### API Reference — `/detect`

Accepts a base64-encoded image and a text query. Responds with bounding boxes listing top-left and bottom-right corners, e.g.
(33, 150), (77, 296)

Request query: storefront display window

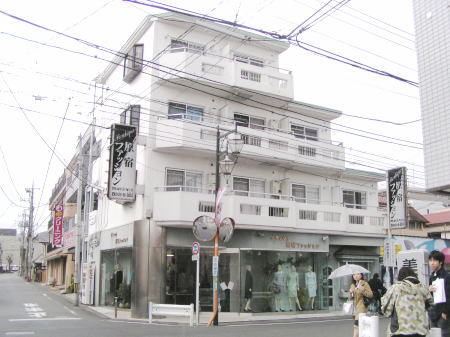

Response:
(240, 250), (329, 313)
(100, 248), (133, 307)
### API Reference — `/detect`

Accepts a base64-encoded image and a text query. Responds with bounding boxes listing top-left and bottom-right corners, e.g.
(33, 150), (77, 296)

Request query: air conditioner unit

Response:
(270, 180), (281, 195)
(396, 249), (429, 286)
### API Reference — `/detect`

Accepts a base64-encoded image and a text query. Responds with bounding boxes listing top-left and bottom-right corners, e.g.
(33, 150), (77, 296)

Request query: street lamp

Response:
(209, 126), (242, 326)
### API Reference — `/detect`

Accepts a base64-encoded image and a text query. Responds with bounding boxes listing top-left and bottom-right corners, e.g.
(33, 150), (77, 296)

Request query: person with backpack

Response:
(369, 273), (386, 313)
(381, 267), (431, 337)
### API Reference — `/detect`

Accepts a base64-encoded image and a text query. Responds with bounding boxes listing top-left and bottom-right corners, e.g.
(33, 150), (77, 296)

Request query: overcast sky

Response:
(0, 0), (423, 231)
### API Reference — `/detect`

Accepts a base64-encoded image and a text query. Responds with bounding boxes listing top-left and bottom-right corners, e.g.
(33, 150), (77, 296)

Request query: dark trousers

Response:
(431, 316), (450, 337)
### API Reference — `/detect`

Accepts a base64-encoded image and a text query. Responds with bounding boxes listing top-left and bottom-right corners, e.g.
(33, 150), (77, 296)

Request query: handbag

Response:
(343, 301), (354, 315)
(363, 295), (371, 307)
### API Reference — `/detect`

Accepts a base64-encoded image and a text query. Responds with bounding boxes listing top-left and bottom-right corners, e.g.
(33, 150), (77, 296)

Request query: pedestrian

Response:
(369, 273), (386, 313)
(381, 267), (431, 337)
(349, 272), (373, 337)
(428, 250), (450, 337)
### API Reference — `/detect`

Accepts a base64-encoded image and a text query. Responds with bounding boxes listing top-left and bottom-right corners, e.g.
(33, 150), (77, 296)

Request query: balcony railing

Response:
(153, 186), (386, 231)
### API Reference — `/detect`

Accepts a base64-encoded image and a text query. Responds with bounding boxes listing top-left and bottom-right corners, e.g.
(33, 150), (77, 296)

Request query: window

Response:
(234, 54), (264, 67)
(343, 190), (367, 209)
(409, 221), (422, 230)
(202, 63), (223, 75)
(370, 217), (385, 227)
(170, 39), (204, 54)
(233, 177), (265, 197)
(234, 113), (265, 130)
(349, 215), (364, 225)
(123, 44), (143, 83)
(241, 70), (261, 82)
(324, 212), (340, 222)
(299, 146), (316, 157)
(199, 201), (215, 213)
(299, 210), (317, 220)
(168, 102), (203, 121)
(292, 184), (320, 204)
(269, 207), (288, 217)
(120, 105), (140, 131)
(269, 139), (288, 151)
(240, 204), (261, 215)
(166, 169), (202, 192)
(291, 124), (318, 141)
(241, 134), (261, 147)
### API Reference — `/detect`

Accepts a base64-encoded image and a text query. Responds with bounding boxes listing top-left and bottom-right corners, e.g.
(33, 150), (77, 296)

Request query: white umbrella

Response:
(328, 264), (370, 280)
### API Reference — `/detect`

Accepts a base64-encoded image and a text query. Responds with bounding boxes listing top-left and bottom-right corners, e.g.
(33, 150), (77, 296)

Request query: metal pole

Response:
(114, 248), (118, 319)
(74, 135), (83, 306)
(196, 255), (200, 325)
(26, 183), (35, 281)
(209, 126), (221, 326)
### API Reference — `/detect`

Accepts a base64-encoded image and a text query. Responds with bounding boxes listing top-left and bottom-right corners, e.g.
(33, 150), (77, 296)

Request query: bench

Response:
(148, 302), (194, 326)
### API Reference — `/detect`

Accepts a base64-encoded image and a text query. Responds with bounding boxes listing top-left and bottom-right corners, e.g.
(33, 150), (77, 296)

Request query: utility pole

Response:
(25, 183), (36, 281)
(74, 135), (83, 306)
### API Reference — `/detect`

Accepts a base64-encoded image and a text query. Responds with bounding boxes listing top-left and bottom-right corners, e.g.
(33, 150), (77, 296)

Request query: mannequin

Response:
(109, 264), (123, 304)
(305, 265), (317, 310)
(244, 265), (253, 312)
(287, 264), (302, 311)
(272, 264), (285, 312)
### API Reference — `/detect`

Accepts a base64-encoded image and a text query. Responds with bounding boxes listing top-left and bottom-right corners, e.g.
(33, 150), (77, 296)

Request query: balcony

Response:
(153, 188), (385, 237)
(154, 118), (345, 171)
(157, 51), (294, 99)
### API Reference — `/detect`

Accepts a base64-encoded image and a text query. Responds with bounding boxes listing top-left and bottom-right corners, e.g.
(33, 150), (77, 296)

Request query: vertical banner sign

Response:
(387, 167), (408, 229)
(215, 187), (226, 225)
(53, 204), (64, 246)
(107, 124), (137, 202)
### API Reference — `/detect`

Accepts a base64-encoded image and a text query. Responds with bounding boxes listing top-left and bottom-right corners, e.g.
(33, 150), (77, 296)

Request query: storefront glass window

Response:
(100, 249), (133, 307)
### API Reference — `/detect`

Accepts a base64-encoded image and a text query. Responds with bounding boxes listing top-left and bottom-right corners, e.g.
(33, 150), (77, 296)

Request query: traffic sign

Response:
(192, 242), (200, 255)
(212, 256), (219, 277)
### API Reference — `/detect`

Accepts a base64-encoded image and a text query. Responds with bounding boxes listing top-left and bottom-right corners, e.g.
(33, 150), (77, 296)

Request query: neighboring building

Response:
(44, 127), (98, 290)
(412, 0), (450, 194)
(389, 206), (429, 238)
(79, 13), (387, 318)
(31, 232), (49, 282)
(408, 187), (450, 215)
(424, 210), (450, 239)
(0, 228), (21, 271)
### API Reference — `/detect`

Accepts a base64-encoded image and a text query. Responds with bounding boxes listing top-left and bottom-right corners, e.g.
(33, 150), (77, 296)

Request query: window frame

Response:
(290, 123), (319, 141)
(123, 44), (144, 81)
(291, 183), (320, 204)
(234, 53), (264, 67)
(233, 113), (265, 130)
(165, 168), (203, 192)
(343, 189), (367, 209)
(168, 102), (204, 121)
(232, 176), (265, 198)
(120, 105), (140, 131)
(170, 38), (205, 54)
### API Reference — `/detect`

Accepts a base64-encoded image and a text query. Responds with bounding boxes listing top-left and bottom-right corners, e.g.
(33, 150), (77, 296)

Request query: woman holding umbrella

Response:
(349, 273), (373, 337)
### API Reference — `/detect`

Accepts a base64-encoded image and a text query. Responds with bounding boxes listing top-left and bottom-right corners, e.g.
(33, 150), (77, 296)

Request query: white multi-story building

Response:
(412, 0), (450, 194)
(86, 13), (386, 317)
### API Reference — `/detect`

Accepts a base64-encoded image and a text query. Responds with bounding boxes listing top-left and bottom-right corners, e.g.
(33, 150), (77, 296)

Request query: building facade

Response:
(75, 13), (389, 317)
(0, 228), (21, 271)
(412, 0), (450, 194)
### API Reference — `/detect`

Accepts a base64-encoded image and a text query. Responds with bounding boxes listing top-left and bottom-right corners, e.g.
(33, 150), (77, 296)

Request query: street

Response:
(0, 273), (390, 337)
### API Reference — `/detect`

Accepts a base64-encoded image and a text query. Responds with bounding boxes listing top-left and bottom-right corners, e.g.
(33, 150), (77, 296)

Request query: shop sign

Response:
(103, 224), (133, 250)
(107, 124), (137, 202)
(37, 231), (50, 243)
(268, 234), (326, 252)
(212, 256), (218, 277)
(53, 204), (64, 246)
(63, 229), (75, 251)
(387, 167), (408, 229)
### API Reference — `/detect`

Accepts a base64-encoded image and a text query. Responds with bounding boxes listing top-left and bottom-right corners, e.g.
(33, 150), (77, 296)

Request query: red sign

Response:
(53, 204), (64, 246)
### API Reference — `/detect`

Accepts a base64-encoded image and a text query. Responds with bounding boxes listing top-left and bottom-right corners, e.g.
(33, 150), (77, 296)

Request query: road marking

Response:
(23, 304), (46, 318)
(63, 306), (77, 315)
(42, 294), (53, 301)
(224, 318), (354, 327)
(9, 317), (82, 322)
(5, 332), (35, 335)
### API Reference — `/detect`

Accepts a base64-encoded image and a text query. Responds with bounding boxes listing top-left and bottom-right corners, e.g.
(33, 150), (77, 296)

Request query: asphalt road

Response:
(0, 273), (389, 337)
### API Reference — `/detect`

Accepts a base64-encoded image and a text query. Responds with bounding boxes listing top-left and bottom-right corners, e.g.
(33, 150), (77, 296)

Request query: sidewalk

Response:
(87, 306), (351, 325)
(41, 283), (351, 325)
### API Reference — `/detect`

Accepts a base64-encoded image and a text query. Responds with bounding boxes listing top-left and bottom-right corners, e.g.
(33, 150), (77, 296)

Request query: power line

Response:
(0, 29), (421, 141)
(120, 0), (418, 86)
(0, 145), (23, 200)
